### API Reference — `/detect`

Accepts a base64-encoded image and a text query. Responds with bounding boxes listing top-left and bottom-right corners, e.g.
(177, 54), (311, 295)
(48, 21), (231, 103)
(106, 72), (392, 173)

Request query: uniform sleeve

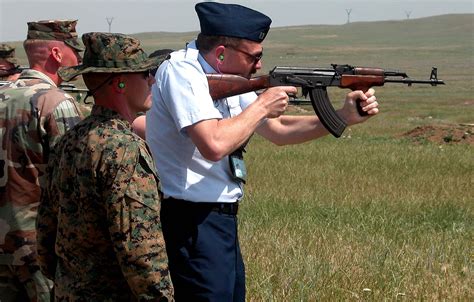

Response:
(36, 150), (59, 279)
(46, 98), (83, 149)
(159, 60), (221, 131)
(106, 141), (174, 301)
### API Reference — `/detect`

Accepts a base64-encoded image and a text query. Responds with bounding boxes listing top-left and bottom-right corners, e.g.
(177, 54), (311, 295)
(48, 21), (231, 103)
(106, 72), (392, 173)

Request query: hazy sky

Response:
(1, 0), (472, 42)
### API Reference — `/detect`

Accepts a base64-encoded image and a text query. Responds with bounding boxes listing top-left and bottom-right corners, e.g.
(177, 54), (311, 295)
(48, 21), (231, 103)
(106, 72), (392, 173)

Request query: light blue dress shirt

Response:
(147, 41), (257, 203)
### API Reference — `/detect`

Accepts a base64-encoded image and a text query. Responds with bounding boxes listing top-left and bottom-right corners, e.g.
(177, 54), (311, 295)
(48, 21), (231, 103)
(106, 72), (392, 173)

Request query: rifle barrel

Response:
(385, 78), (445, 86)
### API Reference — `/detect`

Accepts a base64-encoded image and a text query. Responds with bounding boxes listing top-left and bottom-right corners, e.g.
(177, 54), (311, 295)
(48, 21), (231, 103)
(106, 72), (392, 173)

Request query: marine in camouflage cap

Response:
(59, 32), (162, 81)
(27, 19), (83, 51)
(36, 31), (174, 301)
(0, 43), (19, 67)
(0, 43), (21, 80)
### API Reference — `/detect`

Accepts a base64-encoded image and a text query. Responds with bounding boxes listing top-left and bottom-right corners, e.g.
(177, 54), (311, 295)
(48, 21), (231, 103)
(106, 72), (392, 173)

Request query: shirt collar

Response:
(18, 69), (57, 87)
(90, 104), (131, 128)
(187, 40), (217, 74)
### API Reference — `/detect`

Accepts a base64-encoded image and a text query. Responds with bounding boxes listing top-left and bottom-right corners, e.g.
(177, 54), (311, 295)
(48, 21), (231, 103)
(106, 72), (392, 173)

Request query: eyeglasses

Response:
(226, 45), (263, 64)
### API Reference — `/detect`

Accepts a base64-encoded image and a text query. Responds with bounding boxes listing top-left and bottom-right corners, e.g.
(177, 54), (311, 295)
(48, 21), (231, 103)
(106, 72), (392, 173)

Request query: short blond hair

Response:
(23, 39), (67, 65)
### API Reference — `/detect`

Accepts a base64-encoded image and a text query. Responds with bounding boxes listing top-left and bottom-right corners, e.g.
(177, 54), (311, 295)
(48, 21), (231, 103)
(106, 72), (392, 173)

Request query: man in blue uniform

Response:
(146, 2), (379, 301)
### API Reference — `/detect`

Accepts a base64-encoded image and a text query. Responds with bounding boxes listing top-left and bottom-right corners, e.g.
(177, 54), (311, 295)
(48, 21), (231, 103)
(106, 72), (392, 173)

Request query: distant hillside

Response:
(131, 13), (472, 53)
(128, 13), (473, 75)
(7, 14), (473, 70)
(267, 13), (473, 44)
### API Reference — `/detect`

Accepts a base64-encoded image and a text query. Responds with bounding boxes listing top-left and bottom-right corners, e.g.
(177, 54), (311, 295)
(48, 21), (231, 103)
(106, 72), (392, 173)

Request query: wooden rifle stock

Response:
(207, 74), (271, 100)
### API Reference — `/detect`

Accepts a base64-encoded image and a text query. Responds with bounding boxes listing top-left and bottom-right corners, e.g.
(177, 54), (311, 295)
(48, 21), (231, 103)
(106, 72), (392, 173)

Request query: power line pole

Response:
(106, 17), (114, 33)
(405, 11), (412, 20)
(345, 9), (352, 24)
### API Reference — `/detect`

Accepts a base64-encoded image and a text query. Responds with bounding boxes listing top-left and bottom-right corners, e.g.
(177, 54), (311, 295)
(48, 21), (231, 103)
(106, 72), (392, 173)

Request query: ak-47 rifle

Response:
(58, 83), (89, 103)
(0, 81), (89, 92)
(0, 65), (27, 78)
(58, 83), (89, 94)
(1, 80), (89, 102)
(0, 70), (88, 94)
(207, 64), (445, 137)
(0, 81), (88, 92)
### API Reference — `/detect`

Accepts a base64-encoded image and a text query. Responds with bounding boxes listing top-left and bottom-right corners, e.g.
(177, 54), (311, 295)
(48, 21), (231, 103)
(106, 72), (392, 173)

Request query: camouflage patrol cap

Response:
(59, 32), (161, 82)
(0, 43), (19, 66)
(27, 20), (83, 51)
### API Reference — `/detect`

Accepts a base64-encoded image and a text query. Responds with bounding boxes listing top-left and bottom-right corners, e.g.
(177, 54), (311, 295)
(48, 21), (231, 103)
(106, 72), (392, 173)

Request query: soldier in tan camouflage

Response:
(0, 43), (22, 82)
(0, 20), (84, 301)
(36, 32), (174, 301)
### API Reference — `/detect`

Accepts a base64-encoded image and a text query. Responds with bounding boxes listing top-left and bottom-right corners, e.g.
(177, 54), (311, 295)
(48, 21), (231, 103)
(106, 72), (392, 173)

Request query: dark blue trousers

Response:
(161, 199), (245, 302)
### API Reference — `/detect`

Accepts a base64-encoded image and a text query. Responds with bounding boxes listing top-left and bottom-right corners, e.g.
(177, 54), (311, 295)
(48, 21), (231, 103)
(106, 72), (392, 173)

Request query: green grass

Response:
(242, 137), (472, 300)
(238, 14), (472, 300)
(7, 13), (473, 300)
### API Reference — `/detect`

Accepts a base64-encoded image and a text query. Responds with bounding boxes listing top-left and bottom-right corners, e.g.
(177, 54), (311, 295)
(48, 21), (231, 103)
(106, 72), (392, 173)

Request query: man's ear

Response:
(215, 45), (226, 62)
(51, 46), (62, 63)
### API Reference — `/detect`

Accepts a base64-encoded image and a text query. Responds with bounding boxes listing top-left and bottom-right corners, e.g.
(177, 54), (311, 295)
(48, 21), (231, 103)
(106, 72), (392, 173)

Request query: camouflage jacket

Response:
(0, 69), (83, 266)
(36, 105), (174, 301)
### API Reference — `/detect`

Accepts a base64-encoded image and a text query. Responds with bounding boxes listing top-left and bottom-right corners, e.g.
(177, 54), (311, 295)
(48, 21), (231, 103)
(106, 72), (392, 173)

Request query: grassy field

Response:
(238, 14), (473, 301)
(7, 13), (473, 300)
(242, 136), (472, 300)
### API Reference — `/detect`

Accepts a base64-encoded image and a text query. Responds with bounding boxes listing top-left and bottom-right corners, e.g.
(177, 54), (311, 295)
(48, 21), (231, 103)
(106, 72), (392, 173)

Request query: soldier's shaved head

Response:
(23, 39), (64, 65)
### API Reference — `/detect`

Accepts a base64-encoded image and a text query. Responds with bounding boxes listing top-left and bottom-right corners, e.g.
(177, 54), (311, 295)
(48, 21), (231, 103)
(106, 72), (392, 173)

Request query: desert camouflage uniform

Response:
(0, 69), (83, 301)
(37, 105), (173, 301)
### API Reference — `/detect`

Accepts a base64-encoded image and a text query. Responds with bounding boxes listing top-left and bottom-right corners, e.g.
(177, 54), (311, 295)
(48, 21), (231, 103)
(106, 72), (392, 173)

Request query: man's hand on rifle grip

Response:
(340, 88), (379, 125)
(258, 86), (297, 118)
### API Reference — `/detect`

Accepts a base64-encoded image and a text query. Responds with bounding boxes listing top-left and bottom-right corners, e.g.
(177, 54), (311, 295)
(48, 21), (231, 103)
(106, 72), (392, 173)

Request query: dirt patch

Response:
(401, 124), (474, 145)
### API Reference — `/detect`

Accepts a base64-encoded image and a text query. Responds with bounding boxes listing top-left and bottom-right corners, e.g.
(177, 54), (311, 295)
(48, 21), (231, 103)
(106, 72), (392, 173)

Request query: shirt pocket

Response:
(124, 150), (161, 213)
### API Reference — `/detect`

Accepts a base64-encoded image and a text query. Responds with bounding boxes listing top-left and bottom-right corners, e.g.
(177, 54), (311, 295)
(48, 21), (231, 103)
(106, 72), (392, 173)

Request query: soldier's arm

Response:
(45, 98), (83, 148)
(107, 141), (174, 301)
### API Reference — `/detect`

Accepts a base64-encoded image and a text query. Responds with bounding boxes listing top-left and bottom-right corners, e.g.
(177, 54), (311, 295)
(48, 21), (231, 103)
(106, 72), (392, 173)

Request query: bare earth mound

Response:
(401, 124), (474, 145)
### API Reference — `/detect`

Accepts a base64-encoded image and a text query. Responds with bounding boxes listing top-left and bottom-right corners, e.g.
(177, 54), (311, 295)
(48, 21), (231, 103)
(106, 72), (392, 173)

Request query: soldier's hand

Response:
(258, 86), (297, 118)
(339, 88), (379, 125)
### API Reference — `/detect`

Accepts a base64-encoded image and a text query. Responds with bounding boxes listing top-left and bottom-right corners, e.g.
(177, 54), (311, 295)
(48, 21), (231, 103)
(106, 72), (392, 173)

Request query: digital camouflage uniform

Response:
(36, 32), (174, 301)
(0, 20), (84, 302)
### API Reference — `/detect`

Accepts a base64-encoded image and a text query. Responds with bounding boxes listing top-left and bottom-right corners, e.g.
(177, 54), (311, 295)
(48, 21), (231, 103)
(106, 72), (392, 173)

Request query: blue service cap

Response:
(195, 2), (272, 42)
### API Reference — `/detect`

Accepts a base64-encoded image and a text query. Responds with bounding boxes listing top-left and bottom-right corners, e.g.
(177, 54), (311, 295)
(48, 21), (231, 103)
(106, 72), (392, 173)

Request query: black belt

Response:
(210, 202), (239, 215)
(162, 196), (239, 215)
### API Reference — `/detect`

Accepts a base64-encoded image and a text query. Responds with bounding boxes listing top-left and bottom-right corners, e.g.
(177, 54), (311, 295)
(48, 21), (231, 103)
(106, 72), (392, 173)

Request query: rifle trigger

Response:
(302, 87), (310, 97)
